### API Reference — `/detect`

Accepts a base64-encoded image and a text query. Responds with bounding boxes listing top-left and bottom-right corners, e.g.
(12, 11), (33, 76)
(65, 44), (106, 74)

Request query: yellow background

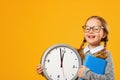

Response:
(0, 0), (120, 80)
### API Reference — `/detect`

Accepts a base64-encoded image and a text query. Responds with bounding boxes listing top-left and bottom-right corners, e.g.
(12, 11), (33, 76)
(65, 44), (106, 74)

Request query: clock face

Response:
(41, 44), (81, 80)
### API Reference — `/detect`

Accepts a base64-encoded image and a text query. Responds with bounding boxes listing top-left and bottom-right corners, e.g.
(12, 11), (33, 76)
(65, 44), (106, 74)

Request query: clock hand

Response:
(60, 48), (62, 67)
(61, 52), (64, 68)
(60, 48), (65, 68)
(60, 48), (66, 79)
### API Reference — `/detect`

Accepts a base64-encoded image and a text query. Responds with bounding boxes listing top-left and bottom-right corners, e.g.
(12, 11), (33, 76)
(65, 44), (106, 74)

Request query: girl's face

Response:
(84, 18), (106, 46)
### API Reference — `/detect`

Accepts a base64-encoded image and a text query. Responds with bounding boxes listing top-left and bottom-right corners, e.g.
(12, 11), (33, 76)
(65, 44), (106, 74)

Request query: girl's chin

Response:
(87, 39), (96, 43)
(87, 41), (97, 45)
(86, 38), (99, 45)
(89, 43), (98, 46)
(88, 41), (100, 46)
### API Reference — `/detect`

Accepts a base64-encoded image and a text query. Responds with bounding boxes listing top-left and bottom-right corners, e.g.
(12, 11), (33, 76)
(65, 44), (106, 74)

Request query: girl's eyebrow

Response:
(86, 25), (102, 27)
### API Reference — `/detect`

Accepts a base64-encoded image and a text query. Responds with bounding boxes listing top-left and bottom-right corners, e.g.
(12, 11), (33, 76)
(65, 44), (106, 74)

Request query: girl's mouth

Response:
(88, 35), (96, 39)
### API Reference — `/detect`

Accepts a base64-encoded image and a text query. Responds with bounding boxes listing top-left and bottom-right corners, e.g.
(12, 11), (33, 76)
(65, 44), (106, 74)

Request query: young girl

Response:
(37, 16), (114, 80)
(77, 16), (114, 80)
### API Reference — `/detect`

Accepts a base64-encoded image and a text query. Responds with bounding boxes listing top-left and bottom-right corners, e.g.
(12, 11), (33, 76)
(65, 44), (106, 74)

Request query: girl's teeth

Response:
(88, 36), (95, 38)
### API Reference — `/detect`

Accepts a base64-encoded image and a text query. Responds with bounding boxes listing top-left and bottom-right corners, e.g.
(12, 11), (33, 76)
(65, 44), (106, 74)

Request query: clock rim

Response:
(41, 44), (82, 80)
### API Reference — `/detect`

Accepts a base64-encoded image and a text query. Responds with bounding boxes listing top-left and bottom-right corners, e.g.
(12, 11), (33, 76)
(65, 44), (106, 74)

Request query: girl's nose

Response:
(89, 29), (94, 33)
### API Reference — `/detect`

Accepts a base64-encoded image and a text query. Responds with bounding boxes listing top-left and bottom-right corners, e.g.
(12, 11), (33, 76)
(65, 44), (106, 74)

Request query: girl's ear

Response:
(102, 32), (107, 38)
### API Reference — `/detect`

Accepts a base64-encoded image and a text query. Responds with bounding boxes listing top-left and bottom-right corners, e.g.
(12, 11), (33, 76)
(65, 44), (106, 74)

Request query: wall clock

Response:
(41, 44), (81, 80)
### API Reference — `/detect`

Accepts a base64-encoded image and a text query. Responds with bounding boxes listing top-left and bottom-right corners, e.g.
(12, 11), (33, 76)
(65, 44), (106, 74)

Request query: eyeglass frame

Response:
(82, 25), (104, 33)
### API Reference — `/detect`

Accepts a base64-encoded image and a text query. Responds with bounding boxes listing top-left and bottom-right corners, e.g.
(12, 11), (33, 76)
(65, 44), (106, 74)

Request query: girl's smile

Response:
(88, 35), (96, 39)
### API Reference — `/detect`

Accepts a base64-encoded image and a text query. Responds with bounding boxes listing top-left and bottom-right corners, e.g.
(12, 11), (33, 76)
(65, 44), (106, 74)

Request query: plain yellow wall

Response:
(0, 0), (120, 80)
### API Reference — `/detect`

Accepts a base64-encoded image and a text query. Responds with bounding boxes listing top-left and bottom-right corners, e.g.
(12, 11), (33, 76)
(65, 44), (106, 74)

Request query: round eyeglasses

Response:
(82, 25), (104, 33)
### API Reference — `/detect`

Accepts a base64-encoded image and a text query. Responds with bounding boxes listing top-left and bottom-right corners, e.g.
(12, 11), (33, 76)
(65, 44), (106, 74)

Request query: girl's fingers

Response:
(37, 68), (43, 74)
(37, 64), (41, 68)
(37, 64), (43, 69)
(37, 69), (43, 74)
(36, 64), (43, 74)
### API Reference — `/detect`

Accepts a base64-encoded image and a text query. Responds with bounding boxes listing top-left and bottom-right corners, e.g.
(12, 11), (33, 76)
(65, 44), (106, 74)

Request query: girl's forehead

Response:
(86, 18), (102, 26)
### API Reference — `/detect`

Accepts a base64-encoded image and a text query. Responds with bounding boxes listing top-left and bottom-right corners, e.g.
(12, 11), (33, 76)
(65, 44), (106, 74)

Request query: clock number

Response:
(75, 58), (77, 60)
(72, 64), (78, 69)
(49, 75), (52, 78)
(45, 59), (50, 63)
(57, 75), (60, 78)
(44, 67), (47, 70)
(73, 65), (75, 68)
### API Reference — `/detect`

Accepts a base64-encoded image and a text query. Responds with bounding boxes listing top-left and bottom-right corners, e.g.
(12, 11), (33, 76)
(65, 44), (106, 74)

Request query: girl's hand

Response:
(36, 64), (43, 74)
(77, 65), (86, 78)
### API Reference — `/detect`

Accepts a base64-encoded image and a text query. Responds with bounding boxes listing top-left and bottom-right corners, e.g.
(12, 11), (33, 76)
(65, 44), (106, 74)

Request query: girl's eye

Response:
(94, 26), (99, 30)
(86, 27), (91, 30)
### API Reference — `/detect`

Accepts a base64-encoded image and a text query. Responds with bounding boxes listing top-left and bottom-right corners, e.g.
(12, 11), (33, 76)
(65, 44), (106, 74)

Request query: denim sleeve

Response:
(80, 51), (114, 80)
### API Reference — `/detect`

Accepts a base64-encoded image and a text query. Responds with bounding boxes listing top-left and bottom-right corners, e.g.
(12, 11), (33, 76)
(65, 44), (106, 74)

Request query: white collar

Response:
(83, 45), (104, 55)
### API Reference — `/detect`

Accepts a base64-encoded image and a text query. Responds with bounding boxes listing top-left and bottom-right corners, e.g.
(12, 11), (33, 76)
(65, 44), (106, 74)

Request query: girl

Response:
(77, 16), (114, 80)
(37, 16), (114, 80)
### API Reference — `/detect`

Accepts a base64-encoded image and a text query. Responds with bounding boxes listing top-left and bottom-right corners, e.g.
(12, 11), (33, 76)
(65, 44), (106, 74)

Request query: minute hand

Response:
(60, 48), (65, 68)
